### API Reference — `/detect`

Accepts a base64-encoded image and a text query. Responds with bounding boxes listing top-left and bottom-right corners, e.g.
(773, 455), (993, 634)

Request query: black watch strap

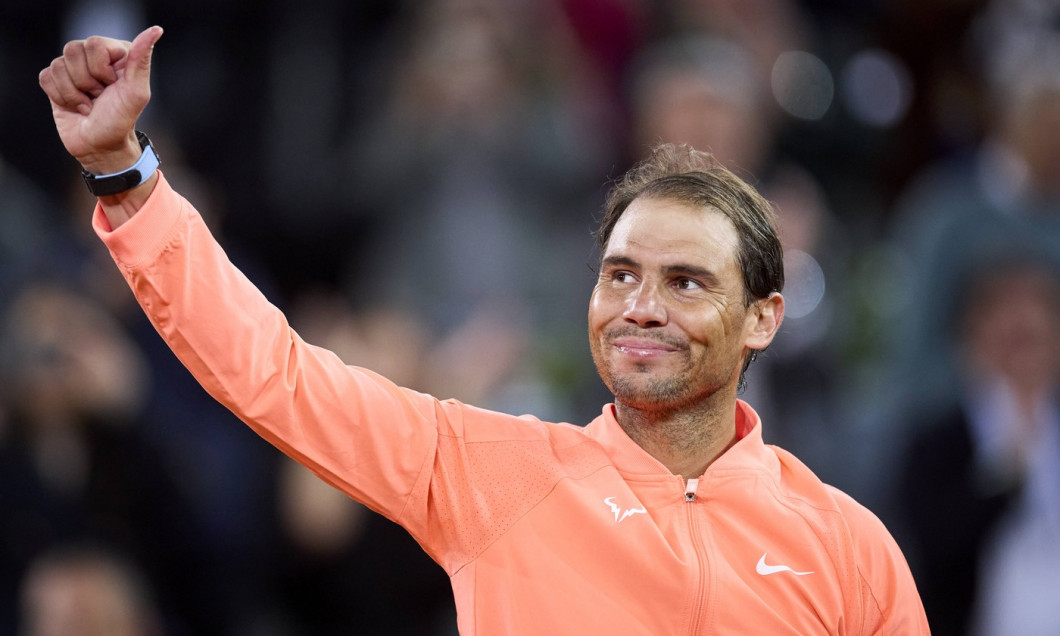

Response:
(81, 131), (161, 196)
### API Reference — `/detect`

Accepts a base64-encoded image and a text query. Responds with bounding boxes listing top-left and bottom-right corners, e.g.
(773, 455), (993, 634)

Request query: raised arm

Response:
(38, 26), (163, 226)
(36, 27), (444, 532)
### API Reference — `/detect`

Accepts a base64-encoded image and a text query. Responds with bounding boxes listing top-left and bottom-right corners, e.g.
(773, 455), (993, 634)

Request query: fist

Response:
(39, 26), (163, 174)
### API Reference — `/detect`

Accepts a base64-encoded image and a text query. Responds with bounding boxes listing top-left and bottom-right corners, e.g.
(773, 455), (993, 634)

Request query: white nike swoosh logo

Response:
(756, 553), (814, 576)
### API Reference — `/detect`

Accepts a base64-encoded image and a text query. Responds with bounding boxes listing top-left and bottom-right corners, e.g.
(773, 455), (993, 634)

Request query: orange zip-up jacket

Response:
(95, 175), (929, 635)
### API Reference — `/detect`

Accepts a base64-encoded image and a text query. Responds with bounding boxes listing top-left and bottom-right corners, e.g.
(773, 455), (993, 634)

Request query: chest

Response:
(454, 469), (856, 635)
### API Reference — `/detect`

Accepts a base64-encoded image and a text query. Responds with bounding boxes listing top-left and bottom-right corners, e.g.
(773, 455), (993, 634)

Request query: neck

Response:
(614, 391), (738, 480)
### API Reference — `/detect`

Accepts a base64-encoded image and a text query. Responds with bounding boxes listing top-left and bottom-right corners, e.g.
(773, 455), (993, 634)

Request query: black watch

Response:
(81, 131), (161, 196)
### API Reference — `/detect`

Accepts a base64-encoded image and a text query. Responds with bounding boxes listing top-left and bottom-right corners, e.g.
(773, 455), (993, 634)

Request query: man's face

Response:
(588, 196), (771, 411)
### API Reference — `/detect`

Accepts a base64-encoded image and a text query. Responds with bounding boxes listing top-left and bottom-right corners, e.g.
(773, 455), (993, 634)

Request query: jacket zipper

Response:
(685, 478), (708, 634)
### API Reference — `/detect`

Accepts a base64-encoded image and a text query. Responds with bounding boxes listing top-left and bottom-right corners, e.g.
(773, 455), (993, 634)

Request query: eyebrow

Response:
(601, 255), (721, 286)
(600, 255), (640, 271)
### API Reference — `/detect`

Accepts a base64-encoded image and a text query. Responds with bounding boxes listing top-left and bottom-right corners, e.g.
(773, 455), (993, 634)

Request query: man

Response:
(19, 545), (164, 636)
(39, 27), (928, 634)
(897, 254), (1060, 635)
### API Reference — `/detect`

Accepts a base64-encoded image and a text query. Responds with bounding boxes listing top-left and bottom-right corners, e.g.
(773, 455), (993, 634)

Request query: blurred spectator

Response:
(0, 158), (57, 318)
(340, 0), (611, 421)
(887, 0), (1060, 412)
(661, 0), (808, 82)
(0, 282), (205, 634)
(895, 254), (1060, 635)
(555, 0), (652, 137)
(19, 545), (164, 636)
(863, 0), (1060, 513)
(625, 35), (773, 172)
(266, 458), (457, 635)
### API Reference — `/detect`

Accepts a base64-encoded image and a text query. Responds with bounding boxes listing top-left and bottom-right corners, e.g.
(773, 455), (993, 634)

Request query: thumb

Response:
(124, 25), (163, 86)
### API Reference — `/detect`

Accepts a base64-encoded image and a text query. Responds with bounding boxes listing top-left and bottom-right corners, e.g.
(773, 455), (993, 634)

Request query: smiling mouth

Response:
(611, 336), (681, 358)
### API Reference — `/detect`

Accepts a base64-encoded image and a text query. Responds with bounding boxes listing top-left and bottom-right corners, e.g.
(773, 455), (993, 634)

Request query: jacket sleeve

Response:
(94, 174), (439, 527)
(830, 490), (931, 635)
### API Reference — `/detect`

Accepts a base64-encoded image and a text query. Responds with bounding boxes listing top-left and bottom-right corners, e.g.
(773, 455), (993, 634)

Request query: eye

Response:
(611, 271), (637, 284)
(674, 277), (703, 291)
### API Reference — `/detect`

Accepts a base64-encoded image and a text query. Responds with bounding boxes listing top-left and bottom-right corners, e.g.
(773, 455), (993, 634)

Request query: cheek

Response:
(588, 287), (614, 333)
(711, 299), (748, 338)
(680, 304), (743, 351)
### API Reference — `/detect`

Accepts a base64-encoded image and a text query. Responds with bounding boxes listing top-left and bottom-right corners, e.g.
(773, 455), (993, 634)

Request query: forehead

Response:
(605, 196), (740, 267)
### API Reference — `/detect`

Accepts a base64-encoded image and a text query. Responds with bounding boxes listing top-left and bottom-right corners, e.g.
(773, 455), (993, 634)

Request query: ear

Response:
(744, 292), (785, 351)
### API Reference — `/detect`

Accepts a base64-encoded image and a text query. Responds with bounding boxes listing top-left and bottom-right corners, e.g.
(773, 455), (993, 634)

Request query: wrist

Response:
(97, 169), (160, 229)
(81, 131), (161, 197)
(78, 133), (143, 175)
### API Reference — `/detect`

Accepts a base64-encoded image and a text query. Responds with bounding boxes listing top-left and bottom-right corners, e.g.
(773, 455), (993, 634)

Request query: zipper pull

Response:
(685, 478), (699, 502)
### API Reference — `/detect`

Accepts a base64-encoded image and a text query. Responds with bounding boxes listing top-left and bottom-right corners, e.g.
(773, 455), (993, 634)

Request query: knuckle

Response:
(83, 36), (108, 57)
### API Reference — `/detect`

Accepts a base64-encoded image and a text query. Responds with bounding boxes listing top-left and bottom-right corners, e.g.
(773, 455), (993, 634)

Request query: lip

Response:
(611, 336), (680, 358)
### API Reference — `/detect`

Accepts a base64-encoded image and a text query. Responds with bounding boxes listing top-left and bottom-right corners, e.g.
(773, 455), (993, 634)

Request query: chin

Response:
(609, 375), (687, 406)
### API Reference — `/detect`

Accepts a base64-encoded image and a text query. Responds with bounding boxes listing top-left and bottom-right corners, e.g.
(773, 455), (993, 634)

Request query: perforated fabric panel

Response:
(427, 432), (609, 572)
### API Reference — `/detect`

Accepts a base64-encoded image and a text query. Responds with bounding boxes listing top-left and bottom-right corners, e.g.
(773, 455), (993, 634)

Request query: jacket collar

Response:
(585, 399), (775, 479)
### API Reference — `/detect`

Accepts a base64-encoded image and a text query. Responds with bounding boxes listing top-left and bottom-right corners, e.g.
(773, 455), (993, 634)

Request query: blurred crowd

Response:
(2, 0), (1060, 634)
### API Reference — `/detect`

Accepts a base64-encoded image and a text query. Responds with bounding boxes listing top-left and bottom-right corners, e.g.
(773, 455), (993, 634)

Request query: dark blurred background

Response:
(3, 0), (1060, 634)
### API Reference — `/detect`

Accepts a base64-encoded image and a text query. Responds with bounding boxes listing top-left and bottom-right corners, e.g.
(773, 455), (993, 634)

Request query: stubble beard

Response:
(590, 327), (730, 414)
(609, 364), (689, 411)
(596, 349), (722, 416)
(592, 343), (736, 418)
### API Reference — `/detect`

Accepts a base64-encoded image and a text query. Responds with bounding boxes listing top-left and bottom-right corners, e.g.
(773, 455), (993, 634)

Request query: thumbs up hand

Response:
(39, 26), (163, 176)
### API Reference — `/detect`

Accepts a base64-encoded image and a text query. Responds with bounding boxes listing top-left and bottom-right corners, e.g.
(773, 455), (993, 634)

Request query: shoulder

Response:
(824, 484), (902, 553)
(772, 446), (909, 565)
(434, 399), (591, 445)
(767, 447), (911, 578)
(431, 400), (608, 478)
(769, 447), (928, 631)
(827, 485), (929, 632)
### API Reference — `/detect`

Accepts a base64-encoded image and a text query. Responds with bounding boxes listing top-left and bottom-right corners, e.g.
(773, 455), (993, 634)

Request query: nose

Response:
(623, 281), (667, 327)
